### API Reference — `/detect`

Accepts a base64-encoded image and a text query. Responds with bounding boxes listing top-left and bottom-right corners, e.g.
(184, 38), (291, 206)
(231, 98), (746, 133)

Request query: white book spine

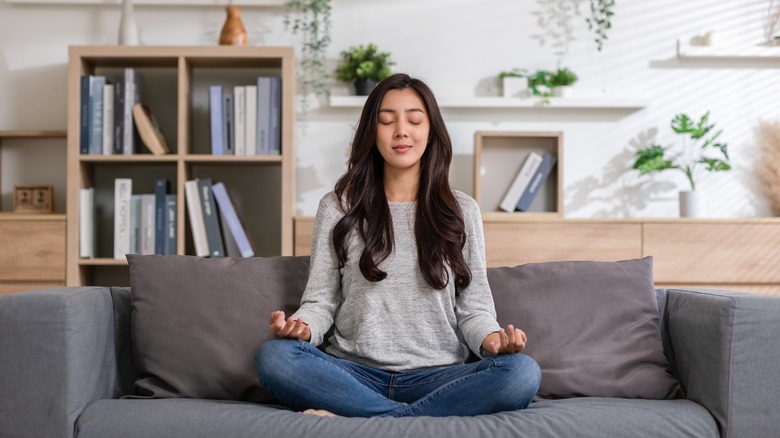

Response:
(245, 85), (257, 156)
(79, 188), (94, 258)
(113, 178), (132, 259)
(499, 152), (544, 212)
(234, 85), (246, 156)
(123, 69), (134, 154)
(141, 194), (156, 255)
(102, 83), (114, 155)
(184, 179), (210, 257)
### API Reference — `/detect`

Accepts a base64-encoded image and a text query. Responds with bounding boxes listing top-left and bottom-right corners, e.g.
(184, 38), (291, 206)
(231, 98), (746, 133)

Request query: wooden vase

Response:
(219, 6), (248, 46)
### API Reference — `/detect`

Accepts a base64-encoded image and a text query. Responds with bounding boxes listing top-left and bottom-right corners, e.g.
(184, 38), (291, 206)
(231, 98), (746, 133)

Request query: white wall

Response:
(1, 0), (778, 217)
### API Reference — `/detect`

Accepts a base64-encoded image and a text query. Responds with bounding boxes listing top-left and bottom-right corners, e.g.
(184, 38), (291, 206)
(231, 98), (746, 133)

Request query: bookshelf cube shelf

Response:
(67, 46), (295, 287)
(473, 131), (563, 218)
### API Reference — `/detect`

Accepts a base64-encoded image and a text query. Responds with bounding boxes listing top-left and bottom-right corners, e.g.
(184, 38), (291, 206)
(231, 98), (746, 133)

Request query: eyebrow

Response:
(378, 108), (426, 114)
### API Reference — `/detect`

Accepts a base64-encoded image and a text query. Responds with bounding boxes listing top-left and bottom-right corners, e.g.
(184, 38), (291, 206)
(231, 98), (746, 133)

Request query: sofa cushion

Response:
(487, 257), (683, 400)
(127, 254), (309, 402)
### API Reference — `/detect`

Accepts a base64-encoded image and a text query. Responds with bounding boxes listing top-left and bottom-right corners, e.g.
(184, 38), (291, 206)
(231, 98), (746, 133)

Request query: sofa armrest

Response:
(666, 288), (780, 438)
(0, 287), (116, 438)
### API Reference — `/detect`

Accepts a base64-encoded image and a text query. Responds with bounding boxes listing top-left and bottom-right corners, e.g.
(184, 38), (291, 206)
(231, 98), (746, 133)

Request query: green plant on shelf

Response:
(283, 0), (332, 112)
(334, 43), (395, 95)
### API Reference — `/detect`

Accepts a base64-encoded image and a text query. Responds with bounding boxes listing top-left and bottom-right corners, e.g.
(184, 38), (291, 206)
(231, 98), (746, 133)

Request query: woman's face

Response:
(375, 88), (430, 176)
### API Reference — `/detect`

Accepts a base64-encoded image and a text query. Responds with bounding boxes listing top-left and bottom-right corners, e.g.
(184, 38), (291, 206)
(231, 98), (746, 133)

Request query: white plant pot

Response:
(118, 0), (139, 46)
(553, 86), (573, 97)
(679, 190), (706, 217)
(502, 77), (528, 98)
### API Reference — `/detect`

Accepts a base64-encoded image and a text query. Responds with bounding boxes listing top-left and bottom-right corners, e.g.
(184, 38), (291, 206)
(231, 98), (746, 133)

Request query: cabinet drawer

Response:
(644, 223), (780, 283)
(483, 222), (642, 267)
(0, 221), (65, 281)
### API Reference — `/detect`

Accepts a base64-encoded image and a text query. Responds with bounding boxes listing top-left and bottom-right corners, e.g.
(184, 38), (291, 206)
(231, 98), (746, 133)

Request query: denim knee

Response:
(255, 338), (300, 380)
(496, 353), (542, 407)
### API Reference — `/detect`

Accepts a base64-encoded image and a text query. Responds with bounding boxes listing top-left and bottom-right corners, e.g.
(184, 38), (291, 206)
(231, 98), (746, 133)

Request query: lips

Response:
(393, 144), (412, 152)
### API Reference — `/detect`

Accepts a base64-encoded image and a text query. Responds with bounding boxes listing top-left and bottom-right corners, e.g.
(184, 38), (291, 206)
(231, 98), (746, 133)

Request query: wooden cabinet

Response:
(0, 131), (67, 294)
(66, 46), (295, 286)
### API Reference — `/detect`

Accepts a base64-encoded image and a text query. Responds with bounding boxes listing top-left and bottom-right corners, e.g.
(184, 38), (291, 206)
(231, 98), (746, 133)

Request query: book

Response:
(233, 85), (246, 156)
(79, 187), (95, 259)
(102, 83), (114, 155)
(164, 194), (177, 255)
(516, 153), (557, 212)
(223, 92), (234, 155)
(197, 178), (225, 258)
(219, 207), (241, 257)
(122, 68), (142, 155)
(269, 77), (281, 155)
(130, 194), (142, 254)
(113, 78), (125, 154)
(79, 75), (91, 154)
(211, 182), (255, 258)
(132, 103), (170, 155)
(256, 77), (271, 155)
(245, 84), (257, 156)
(89, 76), (106, 155)
(114, 178), (133, 259)
(498, 152), (544, 212)
(154, 178), (169, 255)
(141, 194), (156, 255)
(209, 85), (224, 155)
(184, 179), (209, 257)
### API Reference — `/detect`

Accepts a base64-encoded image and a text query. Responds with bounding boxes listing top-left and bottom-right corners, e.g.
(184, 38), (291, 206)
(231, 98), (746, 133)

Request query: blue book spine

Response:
(515, 153), (557, 212)
(209, 86), (224, 155)
(197, 178), (225, 257)
(164, 194), (177, 255)
(223, 93), (234, 155)
(269, 77), (281, 155)
(154, 178), (169, 255)
(256, 77), (271, 155)
(211, 182), (254, 258)
(80, 75), (91, 154)
(89, 76), (106, 155)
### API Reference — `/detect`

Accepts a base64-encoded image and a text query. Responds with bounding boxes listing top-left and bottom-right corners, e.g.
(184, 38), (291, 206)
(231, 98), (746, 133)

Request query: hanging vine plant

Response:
(284, 0), (332, 113)
(585, 0), (615, 51)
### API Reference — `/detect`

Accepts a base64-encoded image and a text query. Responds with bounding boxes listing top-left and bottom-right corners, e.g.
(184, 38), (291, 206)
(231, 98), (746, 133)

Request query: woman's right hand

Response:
(269, 310), (311, 342)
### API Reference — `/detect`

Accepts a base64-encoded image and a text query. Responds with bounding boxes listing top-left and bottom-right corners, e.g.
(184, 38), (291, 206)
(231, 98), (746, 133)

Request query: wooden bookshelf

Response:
(66, 46), (295, 286)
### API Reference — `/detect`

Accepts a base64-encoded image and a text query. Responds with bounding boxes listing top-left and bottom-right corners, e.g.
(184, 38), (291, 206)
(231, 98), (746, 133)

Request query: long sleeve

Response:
(454, 194), (502, 357)
(291, 194), (343, 346)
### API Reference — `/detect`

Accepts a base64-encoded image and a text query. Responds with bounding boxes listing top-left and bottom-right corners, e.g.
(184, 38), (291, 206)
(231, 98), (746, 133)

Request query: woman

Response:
(255, 73), (541, 417)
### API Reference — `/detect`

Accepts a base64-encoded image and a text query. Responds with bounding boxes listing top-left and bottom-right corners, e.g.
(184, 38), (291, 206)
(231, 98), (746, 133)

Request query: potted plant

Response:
(632, 112), (731, 217)
(498, 68), (530, 98)
(334, 43), (395, 95)
(549, 67), (578, 97)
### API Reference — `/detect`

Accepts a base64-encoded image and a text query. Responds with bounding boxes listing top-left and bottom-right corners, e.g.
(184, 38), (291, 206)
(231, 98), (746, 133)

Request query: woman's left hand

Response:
(481, 325), (527, 355)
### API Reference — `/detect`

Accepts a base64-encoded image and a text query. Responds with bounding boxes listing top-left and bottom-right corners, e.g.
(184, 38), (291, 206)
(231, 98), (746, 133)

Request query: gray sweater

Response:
(292, 190), (501, 371)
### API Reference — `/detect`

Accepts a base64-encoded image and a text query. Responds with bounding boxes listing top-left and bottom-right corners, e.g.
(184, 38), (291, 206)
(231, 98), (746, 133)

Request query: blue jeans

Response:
(254, 339), (541, 417)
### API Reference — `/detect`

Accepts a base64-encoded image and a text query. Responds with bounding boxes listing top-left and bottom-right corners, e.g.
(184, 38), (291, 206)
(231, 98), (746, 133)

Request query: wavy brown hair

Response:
(332, 73), (471, 290)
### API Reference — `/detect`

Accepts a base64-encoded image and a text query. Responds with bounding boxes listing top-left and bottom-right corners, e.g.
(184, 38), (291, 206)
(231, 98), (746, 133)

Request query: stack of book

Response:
(499, 152), (557, 212)
(184, 178), (255, 258)
(209, 76), (281, 156)
(79, 68), (170, 156)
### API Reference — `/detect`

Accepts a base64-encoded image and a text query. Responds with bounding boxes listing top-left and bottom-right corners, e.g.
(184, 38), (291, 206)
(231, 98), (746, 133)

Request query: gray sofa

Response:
(2, 256), (780, 438)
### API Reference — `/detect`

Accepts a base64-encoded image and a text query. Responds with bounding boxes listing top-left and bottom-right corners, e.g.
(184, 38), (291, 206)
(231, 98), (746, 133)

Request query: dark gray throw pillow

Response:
(127, 254), (309, 402)
(487, 256), (683, 400)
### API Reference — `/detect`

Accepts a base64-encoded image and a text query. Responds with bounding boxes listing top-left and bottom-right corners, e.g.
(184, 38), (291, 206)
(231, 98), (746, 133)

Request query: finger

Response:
(269, 310), (284, 326)
(506, 324), (516, 346)
(514, 328), (524, 351)
(489, 341), (499, 355)
(500, 328), (509, 350)
(279, 317), (297, 337)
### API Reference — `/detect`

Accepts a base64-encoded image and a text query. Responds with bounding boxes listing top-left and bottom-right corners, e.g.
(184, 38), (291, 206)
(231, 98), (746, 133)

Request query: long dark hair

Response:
(332, 73), (471, 290)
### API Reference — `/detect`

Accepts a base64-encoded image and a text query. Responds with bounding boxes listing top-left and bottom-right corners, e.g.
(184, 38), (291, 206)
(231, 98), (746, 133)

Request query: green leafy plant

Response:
(586, 0), (615, 51)
(334, 43), (395, 84)
(498, 68), (529, 80)
(549, 67), (578, 87)
(284, 0), (332, 103)
(632, 112), (731, 191)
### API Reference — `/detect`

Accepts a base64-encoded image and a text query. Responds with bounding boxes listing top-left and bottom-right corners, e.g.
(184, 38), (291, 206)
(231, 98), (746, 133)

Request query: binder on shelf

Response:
(197, 178), (225, 258)
(114, 178), (133, 260)
(211, 182), (255, 258)
(154, 178), (169, 255)
(184, 179), (209, 257)
(79, 187), (95, 259)
(499, 151), (544, 212)
(209, 85), (224, 155)
(133, 103), (170, 156)
(515, 153), (557, 212)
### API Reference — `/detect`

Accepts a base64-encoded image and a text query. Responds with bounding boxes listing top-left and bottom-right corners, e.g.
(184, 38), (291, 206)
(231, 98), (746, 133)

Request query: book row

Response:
(78, 178), (255, 260)
(499, 152), (557, 212)
(209, 77), (281, 156)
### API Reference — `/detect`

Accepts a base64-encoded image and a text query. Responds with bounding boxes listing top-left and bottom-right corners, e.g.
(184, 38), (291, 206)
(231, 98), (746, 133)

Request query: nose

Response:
(394, 120), (409, 138)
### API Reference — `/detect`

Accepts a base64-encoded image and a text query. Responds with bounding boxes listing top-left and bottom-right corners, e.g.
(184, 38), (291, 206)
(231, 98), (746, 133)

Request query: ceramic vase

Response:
(679, 190), (706, 217)
(553, 86), (574, 98)
(118, 0), (139, 46)
(219, 6), (248, 46)
(502, 77), (528, 98)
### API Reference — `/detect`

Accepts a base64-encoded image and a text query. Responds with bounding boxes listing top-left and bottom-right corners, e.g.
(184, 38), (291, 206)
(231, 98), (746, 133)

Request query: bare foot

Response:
(302, 409), (338, 417)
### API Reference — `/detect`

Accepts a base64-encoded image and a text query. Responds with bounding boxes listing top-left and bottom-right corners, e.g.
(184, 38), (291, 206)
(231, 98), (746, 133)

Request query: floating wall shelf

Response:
(329, 96), (650, 110)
